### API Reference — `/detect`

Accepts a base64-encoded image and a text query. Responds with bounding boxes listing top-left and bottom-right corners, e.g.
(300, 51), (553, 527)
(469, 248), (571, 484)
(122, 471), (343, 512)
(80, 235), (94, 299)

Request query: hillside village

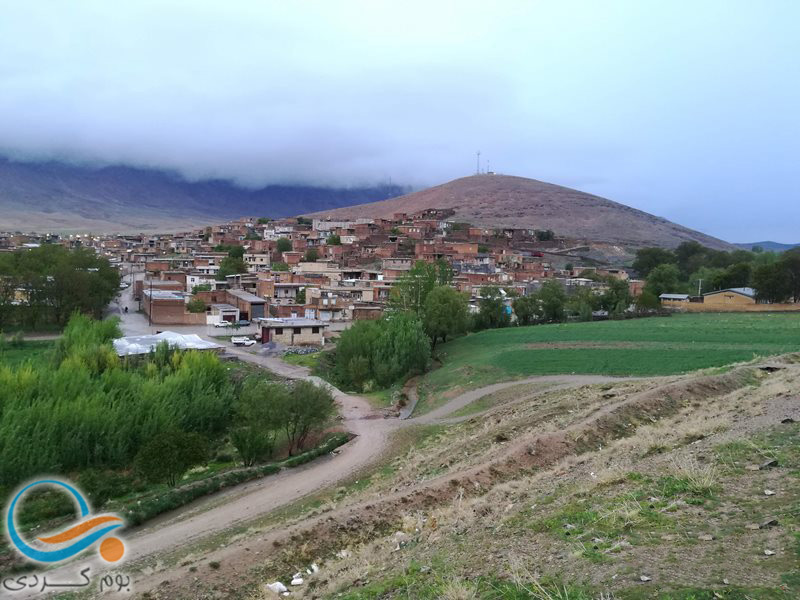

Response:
(0, 210), (644, 335)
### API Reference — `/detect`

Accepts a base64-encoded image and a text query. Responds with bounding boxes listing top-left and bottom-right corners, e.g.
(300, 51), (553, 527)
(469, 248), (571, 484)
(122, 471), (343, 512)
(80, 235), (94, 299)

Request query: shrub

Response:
(134, 431), (208, 487)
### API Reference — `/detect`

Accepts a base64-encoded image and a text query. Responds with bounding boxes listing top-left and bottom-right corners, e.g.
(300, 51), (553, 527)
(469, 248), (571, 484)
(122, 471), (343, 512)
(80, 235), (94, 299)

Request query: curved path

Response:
(27, 303), (630, 596)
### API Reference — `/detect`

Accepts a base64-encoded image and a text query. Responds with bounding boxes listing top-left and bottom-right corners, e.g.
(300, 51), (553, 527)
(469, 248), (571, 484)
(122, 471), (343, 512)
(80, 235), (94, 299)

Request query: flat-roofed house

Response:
(257, 318), (328, 346)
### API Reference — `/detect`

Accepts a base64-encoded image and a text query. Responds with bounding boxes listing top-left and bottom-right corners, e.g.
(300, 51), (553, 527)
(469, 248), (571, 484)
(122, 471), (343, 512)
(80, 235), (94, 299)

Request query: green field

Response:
(0, 340), (54, 368)
(421, 313), (800, 399)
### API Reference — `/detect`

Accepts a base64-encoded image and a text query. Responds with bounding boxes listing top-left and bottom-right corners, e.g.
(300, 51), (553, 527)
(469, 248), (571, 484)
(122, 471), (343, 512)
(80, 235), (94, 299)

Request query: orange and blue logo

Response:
(5, 479), (126, 564)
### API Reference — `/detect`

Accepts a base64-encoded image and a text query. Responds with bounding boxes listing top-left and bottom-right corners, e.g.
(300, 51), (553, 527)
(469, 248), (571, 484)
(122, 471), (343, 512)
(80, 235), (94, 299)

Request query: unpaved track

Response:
(24, 340), (628, 597)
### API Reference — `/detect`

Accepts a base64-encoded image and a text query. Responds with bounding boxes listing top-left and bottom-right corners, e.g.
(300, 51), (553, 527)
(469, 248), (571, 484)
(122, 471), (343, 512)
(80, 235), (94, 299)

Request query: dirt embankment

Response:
(141, 358), (798, 599)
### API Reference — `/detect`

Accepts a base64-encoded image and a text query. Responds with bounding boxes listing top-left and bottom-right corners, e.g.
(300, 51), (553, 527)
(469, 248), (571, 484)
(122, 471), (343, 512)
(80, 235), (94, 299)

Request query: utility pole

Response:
(476, 151), (481, 175)
(148, 278), (153, 327)
(697, 279), (703, 296)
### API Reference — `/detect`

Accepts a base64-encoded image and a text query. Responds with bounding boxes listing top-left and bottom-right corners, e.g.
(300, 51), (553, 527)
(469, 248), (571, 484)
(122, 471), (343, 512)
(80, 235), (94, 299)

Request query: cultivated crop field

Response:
(422, 313), (800, 400)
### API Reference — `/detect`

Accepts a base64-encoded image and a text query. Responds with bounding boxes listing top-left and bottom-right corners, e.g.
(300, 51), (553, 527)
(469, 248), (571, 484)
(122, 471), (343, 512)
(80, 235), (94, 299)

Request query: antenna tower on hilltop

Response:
(475, 150), (481, 175)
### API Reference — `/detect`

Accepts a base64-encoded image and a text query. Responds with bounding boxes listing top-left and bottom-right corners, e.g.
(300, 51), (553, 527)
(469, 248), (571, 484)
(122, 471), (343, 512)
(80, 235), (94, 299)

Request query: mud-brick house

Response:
(257, 318), (328, 346)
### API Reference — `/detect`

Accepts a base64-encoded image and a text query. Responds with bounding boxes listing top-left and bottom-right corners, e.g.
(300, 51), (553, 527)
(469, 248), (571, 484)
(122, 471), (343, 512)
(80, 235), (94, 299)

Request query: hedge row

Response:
(124, 432), (351, 526)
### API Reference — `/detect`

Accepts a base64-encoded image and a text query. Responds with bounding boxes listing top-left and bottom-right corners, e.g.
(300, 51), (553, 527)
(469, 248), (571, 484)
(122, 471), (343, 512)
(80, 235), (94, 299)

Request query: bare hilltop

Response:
(308, 174), (735, 250)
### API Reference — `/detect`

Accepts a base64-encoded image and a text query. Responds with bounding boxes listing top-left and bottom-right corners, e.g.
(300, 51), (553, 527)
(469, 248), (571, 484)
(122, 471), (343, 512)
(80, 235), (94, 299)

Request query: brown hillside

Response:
(306, 174), (734, 250)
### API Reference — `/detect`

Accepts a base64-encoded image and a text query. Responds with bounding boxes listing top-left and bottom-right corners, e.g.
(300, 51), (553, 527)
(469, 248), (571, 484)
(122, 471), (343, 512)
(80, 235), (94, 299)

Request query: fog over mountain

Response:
(1, 1), (799, 240)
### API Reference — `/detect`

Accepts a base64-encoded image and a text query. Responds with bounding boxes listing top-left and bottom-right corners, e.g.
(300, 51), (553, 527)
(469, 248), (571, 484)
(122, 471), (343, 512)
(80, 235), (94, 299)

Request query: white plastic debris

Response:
(267, 581), (288, 594)
(306, 563), (320, 575)
(764, 489), (776, 496)
(764, 549), (776, 556)
(291, 577), (304, 586)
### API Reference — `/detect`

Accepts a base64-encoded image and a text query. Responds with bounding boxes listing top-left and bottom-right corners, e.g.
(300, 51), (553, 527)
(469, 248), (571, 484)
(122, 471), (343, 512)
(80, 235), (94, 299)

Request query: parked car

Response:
(237, 319), (251, 327)
(231, 336), (256, 347)
(214, 321), (232, 328)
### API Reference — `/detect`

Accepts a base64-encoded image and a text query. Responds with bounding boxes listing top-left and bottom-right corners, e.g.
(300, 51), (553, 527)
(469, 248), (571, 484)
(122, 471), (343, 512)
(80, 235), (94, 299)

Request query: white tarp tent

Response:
(113, 331), (223, 356)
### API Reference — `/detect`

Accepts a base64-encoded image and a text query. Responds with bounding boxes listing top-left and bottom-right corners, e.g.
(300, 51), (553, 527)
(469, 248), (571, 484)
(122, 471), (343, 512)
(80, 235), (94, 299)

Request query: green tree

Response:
(780, 248), (800, 302)
(474, 286), (510, 330)
(644, 264), (682, 298)
(423, 286), (468, 349)
(537, 280), (567, 322)
(635, 290), (660, 312)
(276, 238), (292, 253)
(186, 296), (206, 313)
(304, 248), (319, 262)
(512, 294), (539, 326)
(295, 288), (306, 304)
(599, 277), (631, 311)
(257, 217), (271, 224)
(216, 256), (248, 280)
(277, 380), (335, 455)
(271, 262), (289, 272)
(230, 380), (284, 465)
(713, 262), (752, 290)
(327, 234), (341, 245)
(752, 263), (792, 303)
(191, 283), (212, 294)
(372, 313), (431, 387)
(227, 245), (245, 259)
(389, 261), (439, 314)
(134, 431), (208, 487)
(632, 247), (677, 278)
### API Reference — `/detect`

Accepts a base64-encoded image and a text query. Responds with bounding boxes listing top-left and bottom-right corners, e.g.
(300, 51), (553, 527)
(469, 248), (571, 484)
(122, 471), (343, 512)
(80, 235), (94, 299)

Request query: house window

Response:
(312, 327), (319, 334)
(275, 328), (283, 335)
(293, 327), (301, 334)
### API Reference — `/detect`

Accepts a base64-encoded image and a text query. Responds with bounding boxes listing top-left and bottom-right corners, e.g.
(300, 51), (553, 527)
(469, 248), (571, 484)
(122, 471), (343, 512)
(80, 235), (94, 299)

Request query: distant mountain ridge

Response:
(735, 241), (800, 252)
(0, 157), (407, 233)
(307, 174), (736, 251)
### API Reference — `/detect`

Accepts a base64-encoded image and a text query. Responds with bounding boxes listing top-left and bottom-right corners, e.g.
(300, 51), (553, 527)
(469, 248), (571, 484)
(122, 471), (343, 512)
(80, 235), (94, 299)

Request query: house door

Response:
(261, 326), (270, 343)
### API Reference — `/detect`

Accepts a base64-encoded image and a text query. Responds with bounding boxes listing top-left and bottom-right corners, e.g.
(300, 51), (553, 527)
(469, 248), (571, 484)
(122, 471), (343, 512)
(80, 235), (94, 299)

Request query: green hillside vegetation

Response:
(420, 313), (800, 403)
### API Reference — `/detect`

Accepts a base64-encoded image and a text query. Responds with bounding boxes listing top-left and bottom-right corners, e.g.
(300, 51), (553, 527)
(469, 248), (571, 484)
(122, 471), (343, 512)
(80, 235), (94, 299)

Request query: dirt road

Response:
(22, 300), (629, 596)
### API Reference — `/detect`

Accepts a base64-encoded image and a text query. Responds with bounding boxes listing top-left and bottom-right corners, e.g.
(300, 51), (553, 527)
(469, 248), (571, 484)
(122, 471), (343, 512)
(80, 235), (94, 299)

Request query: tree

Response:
(643, 264), (682, 298)
(752, 263), (792, 303)
(713, 262), (752, 290)
(257, 217), (271, 224)
(537, 280), (567, 322)
(216, 256), (248, 280)
(536, 229), (555, 241)
(276, 380), (335, 455)
(780, 248), (800, 303)
(635, 290), (660, 312)
(327, 234), (341, 245)
(276, 238), (292, 253)
(674, 241), (709, 277)
(186, 296), (206, 313)
(304, 248), (319, 262)
(134, 431), (208, 487)
(599, 277), (631, 312)
(478, 244), (489, 254)
(389, 261), (439, 314)
(295, 288), (306, 304)
(227, 245), (245, 259)
(423, 286), (468, 349)
(474, 286), (510, 330)
(632, 247), (677, 278)
(512, 294), (539, 326)
(191, 283), (212, 294)
(372, 313), (431, 387)
(230, 380), (284, 465)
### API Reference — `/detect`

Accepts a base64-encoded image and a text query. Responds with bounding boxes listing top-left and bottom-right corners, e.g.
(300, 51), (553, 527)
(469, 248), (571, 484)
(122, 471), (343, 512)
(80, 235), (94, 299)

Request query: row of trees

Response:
(0, 245), (120, 328)
(635, 241), (800, 303)
(0, 314), (337, 489)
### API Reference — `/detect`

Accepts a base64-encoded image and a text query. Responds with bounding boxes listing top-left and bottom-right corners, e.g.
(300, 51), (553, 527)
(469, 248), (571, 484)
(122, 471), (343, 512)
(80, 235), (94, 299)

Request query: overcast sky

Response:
(1, 1), (798, 242)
